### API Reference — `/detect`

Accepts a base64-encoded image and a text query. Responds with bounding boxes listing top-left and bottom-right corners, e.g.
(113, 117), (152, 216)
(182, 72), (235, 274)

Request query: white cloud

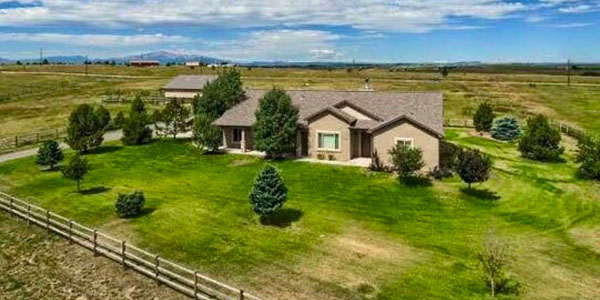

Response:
(547, 22), (595, 27)
(0, 0), (530, 32)
(0, 32), (190, 47)
(205, 29), (344, 61)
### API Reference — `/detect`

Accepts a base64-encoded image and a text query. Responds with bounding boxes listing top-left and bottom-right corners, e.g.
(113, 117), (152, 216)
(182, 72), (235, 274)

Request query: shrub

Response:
(249, 165), (288, 218)
(113, 111), (126, 128)
(491, 116), (520, 141)
(457, 149), (491, 189)
(193, 113), (222, 153)
(115, 191), (145, 218)
(432, 141), (463, 179)
(518, 115), (564, 161)
(389, 144), (425, 181)
(253, 88), (299, 159)
(473, 102), (494, 132)
(66, 104), (111, 153)
(369, 150), (392, 172)
(576, 135), (600, 180)
(36, 140), (64, 170)
(61, 154), (89, 192)
(317, 154), (325, 160)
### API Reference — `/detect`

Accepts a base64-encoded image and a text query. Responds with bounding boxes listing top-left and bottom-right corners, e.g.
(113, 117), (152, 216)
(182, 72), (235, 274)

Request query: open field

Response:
(2, 65), (600, 140)
(0, 130), (598, 299)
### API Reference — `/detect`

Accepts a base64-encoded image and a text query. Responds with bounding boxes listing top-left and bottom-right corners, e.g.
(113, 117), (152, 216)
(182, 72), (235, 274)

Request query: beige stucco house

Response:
(162, 75), (216, 100)
(213, 90), (444, 170)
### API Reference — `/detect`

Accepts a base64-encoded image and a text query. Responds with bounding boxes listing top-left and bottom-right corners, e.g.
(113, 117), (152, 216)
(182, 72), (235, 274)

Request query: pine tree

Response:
(121, 98), (153, 145)
(518, 115), (564, 161)
(61, 154), (89, 192)
(457, 149), (491, 189)
(474, 102), (494, 132)
(576, 135), (600, 180)
(253, 88), (299, 159)
(193, 68), (245, 117)
(249, 165), (288, 218)
(491, 116), (521, 141)
(66, 104), (111, 153)
(193, 112), (222, 153)
(155, 100), (191, 138)
(36, 140), (64, 170)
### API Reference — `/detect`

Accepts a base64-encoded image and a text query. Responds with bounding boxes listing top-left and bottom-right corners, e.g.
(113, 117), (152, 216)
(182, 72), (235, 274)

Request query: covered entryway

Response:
(351, 130), (372, 158)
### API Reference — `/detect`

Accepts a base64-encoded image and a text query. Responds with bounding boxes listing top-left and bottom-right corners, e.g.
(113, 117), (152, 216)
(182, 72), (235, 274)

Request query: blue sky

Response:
(0, 0), (599, 62)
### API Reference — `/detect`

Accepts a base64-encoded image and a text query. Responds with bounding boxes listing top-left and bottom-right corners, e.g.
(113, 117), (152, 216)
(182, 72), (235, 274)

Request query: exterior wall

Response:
(372, 121), (440, 171)
(307, 113), (351, 161)
(222, 127), (253, 150)
(164, 90), (201, 99)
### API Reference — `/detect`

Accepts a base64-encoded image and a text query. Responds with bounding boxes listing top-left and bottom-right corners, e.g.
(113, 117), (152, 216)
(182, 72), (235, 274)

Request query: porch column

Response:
(241, 129), (246, 152)
(296, 130), (302, 157)
(222, 128), (228, 148)
(357, 131), (362, 157)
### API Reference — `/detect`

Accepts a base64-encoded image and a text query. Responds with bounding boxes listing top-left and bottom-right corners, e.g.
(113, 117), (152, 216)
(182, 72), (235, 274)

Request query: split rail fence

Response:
(0, 128), (66, 152)
(0, 192), (262, 300)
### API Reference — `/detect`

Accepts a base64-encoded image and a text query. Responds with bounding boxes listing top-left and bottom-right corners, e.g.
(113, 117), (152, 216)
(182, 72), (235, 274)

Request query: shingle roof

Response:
(162, 75), (217, 90)
(213, 89), (444, 136)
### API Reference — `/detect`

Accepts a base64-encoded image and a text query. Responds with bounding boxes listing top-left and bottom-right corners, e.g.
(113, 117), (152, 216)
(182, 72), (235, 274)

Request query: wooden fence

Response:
(100, 94), (169, 105)
(0, 128), (66, 152)
(444, 118), (587, 140)
(0, 192), (263, 300)
(444, 119), (475, 128)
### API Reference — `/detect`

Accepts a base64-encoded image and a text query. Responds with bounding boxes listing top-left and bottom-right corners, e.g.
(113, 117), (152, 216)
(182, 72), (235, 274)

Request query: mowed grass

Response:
(0, 130), (599, 299)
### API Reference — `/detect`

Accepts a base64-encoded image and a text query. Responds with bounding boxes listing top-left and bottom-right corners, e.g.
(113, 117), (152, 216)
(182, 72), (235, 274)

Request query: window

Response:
(233, 128), (243, 142)
(395, 137), (414, 148)
(318, 132), (340, 151)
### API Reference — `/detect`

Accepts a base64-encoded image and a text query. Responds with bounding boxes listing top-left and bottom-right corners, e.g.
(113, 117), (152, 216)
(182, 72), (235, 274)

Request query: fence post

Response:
(155, 255), (160, 280)
(9, 197), (13, 217)
(15, 136), (18, 147)
(46, 210), (50, 232)
(194, 272), (199, 299)
(27, 204), (31, 226)
(121, 241), (126, 268)
(240, 289), (245, 300)
(93, 229), (98, 255)
(69, 220), (73, 242)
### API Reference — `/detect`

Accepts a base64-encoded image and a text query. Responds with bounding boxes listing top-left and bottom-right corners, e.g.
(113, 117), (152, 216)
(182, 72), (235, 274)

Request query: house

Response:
(129, 60), (159, 67)
(213, 90), (444, 170)
(162, 75), (217, 100)
(185, 61), (201, 67)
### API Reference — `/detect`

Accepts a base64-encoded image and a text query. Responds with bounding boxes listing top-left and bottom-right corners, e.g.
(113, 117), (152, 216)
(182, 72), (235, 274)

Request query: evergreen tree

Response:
(36, 140), (64, 170)
(193, 68), (245, 117)
(253, 88), (299, 159)
(61, 154), (89, 192)
(114, 111), (126, 128)
(388, 144), (425, 181)
(457, 149), (491, 189)
(518, 115), (564, 161)
(155, 100), (191, 138)
(249, 165), (288, 218)
(474, 102), (494, 132)
(115, 191), (146, 218)
(576, 135), (600, 180)
(491, 116), (521, 141)
(193, 113), (222, 153)
(121, 98), (153, 145)
(66, 104), (111, 153)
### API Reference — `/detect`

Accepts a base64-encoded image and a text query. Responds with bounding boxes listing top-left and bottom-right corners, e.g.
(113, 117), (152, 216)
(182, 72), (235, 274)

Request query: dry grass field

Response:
(2, 65), (600, 138)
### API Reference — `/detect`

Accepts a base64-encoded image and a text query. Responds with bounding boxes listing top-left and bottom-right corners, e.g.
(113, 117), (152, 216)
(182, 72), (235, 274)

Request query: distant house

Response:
(185, 61), (201, 67)
(129, 60), (159, 67)
(213, 90), (444, 170)
(161, 75), (217, 100)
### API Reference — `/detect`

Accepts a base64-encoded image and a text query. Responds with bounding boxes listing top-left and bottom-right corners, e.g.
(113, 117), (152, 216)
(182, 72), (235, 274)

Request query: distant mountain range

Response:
(0, 51), (226, 65)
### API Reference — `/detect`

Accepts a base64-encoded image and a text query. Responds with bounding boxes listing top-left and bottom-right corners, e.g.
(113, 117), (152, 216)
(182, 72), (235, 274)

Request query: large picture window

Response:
(318, 132), (340, 151)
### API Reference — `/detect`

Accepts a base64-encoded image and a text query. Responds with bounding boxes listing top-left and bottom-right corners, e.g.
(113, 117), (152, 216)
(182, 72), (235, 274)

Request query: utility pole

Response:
(567, 59), (571, 87)
(39, 48), (43, 64)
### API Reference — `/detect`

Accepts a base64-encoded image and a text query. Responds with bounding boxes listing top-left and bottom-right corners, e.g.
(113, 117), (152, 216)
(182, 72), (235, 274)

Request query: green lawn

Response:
(0, 131), (599, 299)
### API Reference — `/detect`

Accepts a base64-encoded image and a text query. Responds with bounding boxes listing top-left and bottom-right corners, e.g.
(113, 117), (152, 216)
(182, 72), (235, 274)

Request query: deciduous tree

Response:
(61, 154), (89, 192)
(457, 149), (491, 189)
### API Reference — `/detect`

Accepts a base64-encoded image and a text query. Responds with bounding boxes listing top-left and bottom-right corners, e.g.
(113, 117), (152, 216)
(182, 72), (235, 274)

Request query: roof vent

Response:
(363, 78), (374, 91)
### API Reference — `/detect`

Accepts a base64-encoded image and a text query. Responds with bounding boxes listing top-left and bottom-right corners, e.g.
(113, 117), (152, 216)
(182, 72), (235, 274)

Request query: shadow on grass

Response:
(259, 208), (303, 228)
(85, 145), (122, 155)
(401, 176), (433, 187)
(137, 207), (156, 218)
(79, 186), (111, 195)
(460, 187), (500, 200)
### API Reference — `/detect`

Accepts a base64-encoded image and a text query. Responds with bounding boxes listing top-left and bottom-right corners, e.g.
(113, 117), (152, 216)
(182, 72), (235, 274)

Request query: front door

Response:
(301, 131), (309, 156)
(361, 132), (372, 157)
(351, 131), (359, 158)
